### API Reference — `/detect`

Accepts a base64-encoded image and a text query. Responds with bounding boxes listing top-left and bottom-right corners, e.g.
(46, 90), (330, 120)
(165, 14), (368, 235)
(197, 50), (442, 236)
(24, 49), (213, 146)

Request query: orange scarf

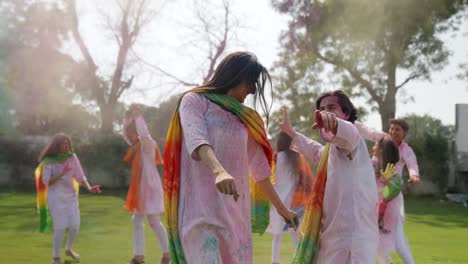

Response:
(291, 154), (315, 208)
(123, 141), (163, 212)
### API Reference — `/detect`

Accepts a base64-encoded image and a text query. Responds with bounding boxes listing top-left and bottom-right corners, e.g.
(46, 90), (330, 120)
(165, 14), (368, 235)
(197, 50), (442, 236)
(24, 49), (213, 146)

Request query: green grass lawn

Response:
(1, 192), (467, 263)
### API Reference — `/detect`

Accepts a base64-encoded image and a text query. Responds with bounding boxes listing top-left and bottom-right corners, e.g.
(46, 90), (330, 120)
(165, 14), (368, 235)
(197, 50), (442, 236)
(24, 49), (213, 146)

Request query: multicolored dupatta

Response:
(123, 141), (164, 213)
(292, 144), (331, 264)
(34, 152), (77, 233)
(164, 92), (274, 264)
(382, 173), (402, 202)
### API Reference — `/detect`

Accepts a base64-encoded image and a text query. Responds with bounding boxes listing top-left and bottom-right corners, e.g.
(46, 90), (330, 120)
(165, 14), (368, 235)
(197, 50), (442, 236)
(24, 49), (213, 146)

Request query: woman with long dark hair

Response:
(267, 132), (314, 264)
(164, 51), (297, 263)
(35, 133), (101, 264)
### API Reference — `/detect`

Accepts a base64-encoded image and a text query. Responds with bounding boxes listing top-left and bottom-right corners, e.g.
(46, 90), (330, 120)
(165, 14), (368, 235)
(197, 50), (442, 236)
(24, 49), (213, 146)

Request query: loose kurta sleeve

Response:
(72, 155), (87, 183)
(134, 115), (156, 154)
(402, 144), (420, 177)
(354, 121), (388, 142)
(122, 116), (133, 146)
(291, 132), (324, 164)
(326, 118), (361, 156)
(247, 136), (272, 182)
(42, 164), (53, 185)
(179, 92), (211, 160)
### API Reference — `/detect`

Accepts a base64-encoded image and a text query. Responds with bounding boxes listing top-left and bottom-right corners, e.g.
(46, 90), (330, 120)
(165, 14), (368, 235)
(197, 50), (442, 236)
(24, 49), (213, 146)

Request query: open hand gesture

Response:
(380, 163), (396, 182)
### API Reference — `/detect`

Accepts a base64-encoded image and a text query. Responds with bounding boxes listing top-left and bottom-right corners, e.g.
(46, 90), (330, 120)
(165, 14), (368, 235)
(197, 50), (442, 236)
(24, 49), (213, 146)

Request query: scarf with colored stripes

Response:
(35, 152), (77, 233)
(123, 140), (164, 213)
(164, 92), (273, 264)
(292, 144), (331, 264)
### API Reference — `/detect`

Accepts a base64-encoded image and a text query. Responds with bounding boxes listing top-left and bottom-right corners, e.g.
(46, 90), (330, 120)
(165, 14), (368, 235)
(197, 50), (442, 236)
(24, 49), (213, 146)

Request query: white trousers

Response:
(271, 231), (299, 263)
(378, 223), (415, 264)
(53, 226), (79, 258)
(132, 214), (169, 256)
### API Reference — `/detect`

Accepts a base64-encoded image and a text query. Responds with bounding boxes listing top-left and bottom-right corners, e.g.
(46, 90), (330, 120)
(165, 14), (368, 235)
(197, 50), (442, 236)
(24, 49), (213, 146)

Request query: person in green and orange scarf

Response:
(35, 133), (101, 264)
(267, 131), (314, 264)
(164, 51), (297, 264)
(122, 105), (170, 264)
(278, 90), (379, 264)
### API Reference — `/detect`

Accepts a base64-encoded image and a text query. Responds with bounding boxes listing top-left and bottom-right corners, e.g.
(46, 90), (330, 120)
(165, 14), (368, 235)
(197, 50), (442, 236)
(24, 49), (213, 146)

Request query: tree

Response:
(404, 114), (453, 191)
(139, 0), (239, 88)
(0, 3), (12, 135)
(68, 0), (156, 133)
(2, 0), (81, 135)
(272, 0), (468, 130)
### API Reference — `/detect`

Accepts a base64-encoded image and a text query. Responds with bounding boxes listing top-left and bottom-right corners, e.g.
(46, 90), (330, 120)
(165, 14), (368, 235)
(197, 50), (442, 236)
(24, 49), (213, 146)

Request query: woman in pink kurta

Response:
(171, 52), (297, 264)
(123, 105), (169, 264)
(39, 133), (101, 264)
(278, 90), (379, 264)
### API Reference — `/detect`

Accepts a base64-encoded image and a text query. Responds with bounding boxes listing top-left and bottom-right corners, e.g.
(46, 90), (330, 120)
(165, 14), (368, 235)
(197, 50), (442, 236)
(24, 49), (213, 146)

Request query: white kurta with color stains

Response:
(292, 119), (379, 264)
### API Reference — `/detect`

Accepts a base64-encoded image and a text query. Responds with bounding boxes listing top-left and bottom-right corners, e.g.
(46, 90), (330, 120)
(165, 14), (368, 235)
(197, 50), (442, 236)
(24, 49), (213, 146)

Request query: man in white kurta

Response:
(291, 118), (379, 263)
(278, 91), (378, 264)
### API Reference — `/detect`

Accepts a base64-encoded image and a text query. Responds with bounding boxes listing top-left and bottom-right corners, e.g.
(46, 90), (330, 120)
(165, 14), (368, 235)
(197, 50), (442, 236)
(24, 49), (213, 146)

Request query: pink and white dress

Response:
(177, 92), (272, 264)
(42, 155), (86, 229)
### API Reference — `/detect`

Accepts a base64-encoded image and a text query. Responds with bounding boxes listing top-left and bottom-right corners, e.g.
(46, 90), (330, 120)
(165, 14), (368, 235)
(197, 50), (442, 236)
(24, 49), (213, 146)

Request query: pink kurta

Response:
(178, 92), (271, 264)
(42, 155), (86, 229)
(126, 115), (164, 215)
(292, 119), (378, 264)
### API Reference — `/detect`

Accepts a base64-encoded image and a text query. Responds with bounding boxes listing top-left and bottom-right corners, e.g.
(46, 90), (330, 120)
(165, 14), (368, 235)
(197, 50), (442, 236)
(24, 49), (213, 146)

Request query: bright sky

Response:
(75, 0), (468, 130)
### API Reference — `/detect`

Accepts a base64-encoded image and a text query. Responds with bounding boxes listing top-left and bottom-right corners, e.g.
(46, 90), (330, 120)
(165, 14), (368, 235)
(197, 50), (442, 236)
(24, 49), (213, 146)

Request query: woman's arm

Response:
(73, 155), (101, 193)
(257, 178), (298, 229)
(47, 164), (71, 186)
(196, 144), (239, 200)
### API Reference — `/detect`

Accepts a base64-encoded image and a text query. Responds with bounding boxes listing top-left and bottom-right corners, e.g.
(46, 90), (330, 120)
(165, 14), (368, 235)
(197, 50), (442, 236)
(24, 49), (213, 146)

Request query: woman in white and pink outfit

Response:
(39, 133), (101, 264)
(123, 105), (169, 264)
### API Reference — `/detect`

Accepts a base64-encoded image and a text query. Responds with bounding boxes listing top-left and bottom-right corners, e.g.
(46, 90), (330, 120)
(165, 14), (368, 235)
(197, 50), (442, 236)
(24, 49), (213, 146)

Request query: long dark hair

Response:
(188, 51), (273, 122)
(315, 90), (358, 123)
(38, 133), (73, 162)
(377, 137), (400, 169)
(276, 132), (299, 174)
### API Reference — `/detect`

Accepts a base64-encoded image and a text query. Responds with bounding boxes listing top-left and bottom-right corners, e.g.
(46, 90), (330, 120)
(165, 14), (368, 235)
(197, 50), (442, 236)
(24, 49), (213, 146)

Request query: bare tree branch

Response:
(131, 49), (199, 86)
(316, 51), (383, 106)
(68, 0), (105, 106)
(396, 73), (420, 89)
(202, 0), (230, 83)
(68, 0), (158, 132)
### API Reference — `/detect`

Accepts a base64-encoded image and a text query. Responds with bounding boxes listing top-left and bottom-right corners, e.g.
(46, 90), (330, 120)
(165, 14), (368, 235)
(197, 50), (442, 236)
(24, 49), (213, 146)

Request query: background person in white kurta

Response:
(278, 90), (379, 264)
(39, 133), (101, 264)
(267, 132), (302, 264)
(123, 105), (170, 264)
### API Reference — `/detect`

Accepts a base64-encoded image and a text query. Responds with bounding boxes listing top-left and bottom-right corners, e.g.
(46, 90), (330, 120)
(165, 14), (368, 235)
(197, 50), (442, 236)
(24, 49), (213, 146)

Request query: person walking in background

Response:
(122, 105), (170, 264)
(35, 133), (101, 264)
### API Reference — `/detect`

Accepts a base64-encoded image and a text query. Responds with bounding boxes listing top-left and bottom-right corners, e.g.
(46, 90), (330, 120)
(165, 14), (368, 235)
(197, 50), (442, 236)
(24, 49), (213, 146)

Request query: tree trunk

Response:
(379, 102), (396, 132)
(100, 103), (115, 134)
(381, 64), (398, 131)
